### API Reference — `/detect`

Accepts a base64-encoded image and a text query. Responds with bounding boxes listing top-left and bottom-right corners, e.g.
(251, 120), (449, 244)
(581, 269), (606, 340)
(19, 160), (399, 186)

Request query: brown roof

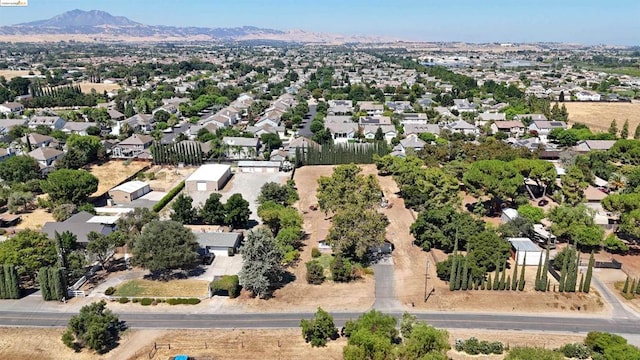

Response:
(119, 134), (154, 146)
(28, 147), (64, 161)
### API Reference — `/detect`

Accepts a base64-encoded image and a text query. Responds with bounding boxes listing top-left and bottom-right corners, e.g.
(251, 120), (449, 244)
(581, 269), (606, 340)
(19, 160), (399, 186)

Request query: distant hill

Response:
(0, 9), (394, 43)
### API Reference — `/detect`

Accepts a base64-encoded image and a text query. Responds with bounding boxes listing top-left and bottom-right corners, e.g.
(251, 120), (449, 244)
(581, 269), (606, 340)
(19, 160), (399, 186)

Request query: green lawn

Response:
(114, 279), (210, 297)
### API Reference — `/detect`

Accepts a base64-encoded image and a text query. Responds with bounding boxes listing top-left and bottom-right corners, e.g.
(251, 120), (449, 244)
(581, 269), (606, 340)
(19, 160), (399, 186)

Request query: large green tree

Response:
(560, 165), (588, 206)
(170, 194), (196, 224)
(510, 158), (557, 197)
(63, 300), (121, 353)
(410, 206), (485, 252)
(463, 160), (524, 209)
(199, 192), (226, 225)
(317, 164), (381, 214)
(0, 155), (41, 183)
(548, 205), (603, 248)
(0, 230), (57, 281)
(343, 310), (398, 360)
(41, 169), (98, 205)
(129, 220), (199, 278)
(326, 205), (388, 261)
(300, 307), (338, 347)
(239, 227), (284, 298)
(224, 193), (250, 229)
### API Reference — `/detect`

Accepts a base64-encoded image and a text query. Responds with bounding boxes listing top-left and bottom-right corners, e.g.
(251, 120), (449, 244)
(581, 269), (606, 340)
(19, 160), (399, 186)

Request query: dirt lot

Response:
(87, 161), (149, 197)
(236, 165), (375, 312)
(78, 82), (122, 94)
(564, 102), (640, 137)
(13, 207), (55, 230)
(0, 327), (587, 360)
(145, 165), (196, 192)
(0, 70), (32, 80)
(375, 169), (605, 314)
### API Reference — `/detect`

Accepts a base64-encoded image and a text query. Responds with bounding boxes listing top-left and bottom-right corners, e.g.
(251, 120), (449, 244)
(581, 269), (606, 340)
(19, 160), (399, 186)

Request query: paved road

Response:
(297, 104), (316, 138)
(591, 275), (636, 319)
(2, 310), (640, 335)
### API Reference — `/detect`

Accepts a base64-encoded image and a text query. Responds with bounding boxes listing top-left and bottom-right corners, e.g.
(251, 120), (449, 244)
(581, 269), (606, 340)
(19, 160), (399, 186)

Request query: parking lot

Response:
(188, 170), (291, 226)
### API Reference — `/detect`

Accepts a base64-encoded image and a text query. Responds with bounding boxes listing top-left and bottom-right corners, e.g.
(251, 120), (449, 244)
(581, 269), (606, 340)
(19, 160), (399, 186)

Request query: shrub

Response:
(62, 329), (78, 351)
(455, 337), (504, 355)
(132, 298), (139, 303)
(152, 180), (185, 212)
(330, 255), (352, 282)
(311, 247), (321, 258)
(104, 287), (116, 296)
(140, 297), (154, 306)
(306, 260), (325, 285)
(559, 343), (590, 359)
(166, 298), (201, 305)
(210, 275), (240, 298)
(227, 247), (235, 256)
(505, 346), (563, 360)
(118, 297), (129, 304)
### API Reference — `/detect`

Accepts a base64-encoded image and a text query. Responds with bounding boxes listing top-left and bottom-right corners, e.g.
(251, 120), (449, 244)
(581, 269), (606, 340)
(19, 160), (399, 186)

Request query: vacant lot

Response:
(78, 82), (122, 94)
(0, 70), (32, 80)
(145, 165), (195, 192)
(14, 195), (55, 230)
(87, 161), (149, 197)
(236, 165), (375, 312)
(114, 279), (210, 298)
(564, 102), (640, 137)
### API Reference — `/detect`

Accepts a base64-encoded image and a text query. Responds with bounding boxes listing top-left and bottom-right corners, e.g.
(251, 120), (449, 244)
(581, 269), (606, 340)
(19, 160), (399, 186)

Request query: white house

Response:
(575, 91), (602, 101)
(28, 116), (65, 130)
(0, 102), (24, 116)
(528, 120), (567, 142)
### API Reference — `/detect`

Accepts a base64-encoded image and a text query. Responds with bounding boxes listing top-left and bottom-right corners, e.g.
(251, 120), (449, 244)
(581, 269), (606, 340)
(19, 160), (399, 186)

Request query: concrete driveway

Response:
(193, 255), (244, 281)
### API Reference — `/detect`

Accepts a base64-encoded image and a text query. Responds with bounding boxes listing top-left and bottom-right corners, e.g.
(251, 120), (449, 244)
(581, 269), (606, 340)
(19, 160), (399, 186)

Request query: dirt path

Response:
(107, 329), (165, 360)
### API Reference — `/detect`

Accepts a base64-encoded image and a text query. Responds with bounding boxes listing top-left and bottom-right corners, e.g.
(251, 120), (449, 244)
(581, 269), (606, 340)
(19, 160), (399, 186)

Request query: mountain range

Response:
(0, 9), (396, 44)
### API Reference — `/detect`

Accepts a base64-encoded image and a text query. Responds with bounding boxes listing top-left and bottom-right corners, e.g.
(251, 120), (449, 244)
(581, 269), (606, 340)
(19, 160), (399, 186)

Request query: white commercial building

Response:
(185, 164), (232, 192)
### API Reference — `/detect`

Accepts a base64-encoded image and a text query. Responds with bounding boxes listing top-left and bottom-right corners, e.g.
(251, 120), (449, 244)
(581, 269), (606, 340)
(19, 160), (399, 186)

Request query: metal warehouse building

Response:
(508, 237), (546, 266)
(108, 180), (151, 203)
(185, 164), (232, 192)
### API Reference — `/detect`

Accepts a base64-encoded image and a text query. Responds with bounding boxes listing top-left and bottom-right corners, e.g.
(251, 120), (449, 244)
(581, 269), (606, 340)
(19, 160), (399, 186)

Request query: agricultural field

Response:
(86, 161), (149, 197)
(564, 101), (640, 137)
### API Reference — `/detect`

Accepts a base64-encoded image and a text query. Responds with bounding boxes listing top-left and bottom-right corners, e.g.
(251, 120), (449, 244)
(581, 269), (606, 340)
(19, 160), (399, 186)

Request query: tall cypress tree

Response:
(535, 252), (543, 291)
(506, 275), (511, 291)
(449, 242), (458, 292)
(492, 262), (500, 290)
(583, 251), (594, 293)
(3, 264), (19, 299)
(0, 269), (6, 299)
(39, 267), (51, 301)
(511, 261), (518, 291)
(622, 276), (630, 294)
(579, 273), (585, 294)
(487, 274), (492, 291)
(541, 246), (550, 292)
(461, 255), (469, 291)
(518, 254), (526, 291)
(499, 262), (507, 290)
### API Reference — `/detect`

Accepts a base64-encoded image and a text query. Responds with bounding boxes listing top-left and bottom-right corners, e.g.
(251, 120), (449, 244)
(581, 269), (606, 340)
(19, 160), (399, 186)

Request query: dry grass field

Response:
(564, 102), (640, 137)
(114, 279), (210, 298)
(145, 165), (196, 192)
(0, 327), (587, 360)
(13, 207), (55, 230)
(78, 82), (123, 94)
(86, 161), (149, 197)
(0, 70), (32, 80)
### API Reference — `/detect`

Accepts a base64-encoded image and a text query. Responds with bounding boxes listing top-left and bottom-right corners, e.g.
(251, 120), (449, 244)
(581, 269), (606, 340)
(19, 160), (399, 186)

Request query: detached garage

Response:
(185, 164), (232, 192)
(195, 232), (243, 257)
(508, 237), (546, 266)
(108, 180), (151, 203)
(237, 160), (281, 173)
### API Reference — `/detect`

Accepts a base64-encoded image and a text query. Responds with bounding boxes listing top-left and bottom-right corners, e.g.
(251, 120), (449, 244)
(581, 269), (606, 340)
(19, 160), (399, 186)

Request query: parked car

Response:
(538, 199), (549, 206)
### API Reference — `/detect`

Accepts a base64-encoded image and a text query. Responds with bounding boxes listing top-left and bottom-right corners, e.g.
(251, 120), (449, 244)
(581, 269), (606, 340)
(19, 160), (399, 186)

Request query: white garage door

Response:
(197, 182), (207, 191)
(266, 167), (276, 173)
(211, 249), (229, 257)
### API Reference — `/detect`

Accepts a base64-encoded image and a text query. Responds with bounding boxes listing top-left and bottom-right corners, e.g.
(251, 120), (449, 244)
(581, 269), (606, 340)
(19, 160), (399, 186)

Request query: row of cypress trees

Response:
(151, 142), (204, 166)
(555, 246), (594, 293)
(621, 276), (640, 295)
(0, 264), (20, 299)
(39, 267), (67, 301)
(295, 142), (388, 166)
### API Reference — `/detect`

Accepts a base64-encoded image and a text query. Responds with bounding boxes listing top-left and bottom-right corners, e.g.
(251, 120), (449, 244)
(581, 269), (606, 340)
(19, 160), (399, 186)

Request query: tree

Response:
(260, 133), (283, 151)
(86, 232), (118, 268)
(7, 191), (34, 214)
(397, 322), (450, 360)
(548, 205), (603, 249)
(305, 260), (325, 285)
(116, 207), (158, 239)
(608, 119), (618, 137)
(510, 158), (557, 197)
(326, 205), (388, 261)
(560, 166), (588, 206)
(64, 300), (121, 353)
(129, 220), (199, 279)
(39, 266), (66, 301)
(66, 135), (104, 163)
(8, 76), (30, 96)
(0, 155), (41, 183)
(635, 124), (640, 140)
(411, 206), (485, 252)
(258, 181), (297, 206)
(153, 109), (170, 123)
(400, 167), (461, 212)
(374, 126), (384, 141)
(200, 192), (225, 225)
(0, 230), (57, 281)
(239, 228), (284, 298)
(330, 255), (352, 282)
(224, 193), (250, 229)
(343, 310), (397, 360)
(517, 204), (545, 223)
(317, 164), (381, 214)
(300, 307), (338, 347)
(621, 120), (630, 139)
(463, 160), (524, 210)
(170, 194), (196, 224)
(56, 147), (88, 170)
(41, 169), (98, 205)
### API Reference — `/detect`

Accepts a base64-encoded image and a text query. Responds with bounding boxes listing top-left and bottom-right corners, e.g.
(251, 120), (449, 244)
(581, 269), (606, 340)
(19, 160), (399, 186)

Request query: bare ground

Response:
(145, 165), (197, 192)
(78, 82), (123, 94)
(14, 206), (55, 230)
(236, 165), (375, 312)
(0, 70), (32, 80)
(86, 161), (149, 197)
(564, 102), (640, 137)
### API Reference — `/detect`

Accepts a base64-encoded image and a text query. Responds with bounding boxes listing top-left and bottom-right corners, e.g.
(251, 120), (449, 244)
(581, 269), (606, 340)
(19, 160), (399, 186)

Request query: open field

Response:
(78, 82), (123, 94)
(0, 327), (589, 360)
(0, 69), (32, 80)
(236, 165), (375, 312)
(564, 102), (640, 137)
(87, 161), (149, 197)
(114, 279), (210, 298)
(145, 165), (196, 192)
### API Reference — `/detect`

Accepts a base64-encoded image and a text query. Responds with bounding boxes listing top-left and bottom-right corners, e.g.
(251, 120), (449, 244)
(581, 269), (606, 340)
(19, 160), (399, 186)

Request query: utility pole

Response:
(424, 260), (430, 302)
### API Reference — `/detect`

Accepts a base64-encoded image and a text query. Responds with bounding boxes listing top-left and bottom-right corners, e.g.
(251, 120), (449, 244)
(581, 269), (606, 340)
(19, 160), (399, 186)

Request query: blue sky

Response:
(0, 0), (638, 45)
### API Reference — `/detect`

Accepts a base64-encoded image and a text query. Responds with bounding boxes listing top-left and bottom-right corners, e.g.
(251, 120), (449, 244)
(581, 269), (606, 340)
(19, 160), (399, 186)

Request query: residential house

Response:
(398, 134), (427, 154)
(362, 124), (396, 144)
(111, 134), (154, 158)
(269, 149), (289, 162)
(359, 115), (392, 125)
(445, 120), (479, 135)
(0, 119), (28, 142)
(573, 140), (616, 153)
(21, 133), (55, 148)
(403, 123), (440, 137)
(434, 106), (456, 119)
(490, 120), (526, 138)
(41, 211), (115, 245)
(222, 136), (260, 159)
(245, 124), (286, 139)
(477, 112), (506, 127)
(325, 116), (358, 144)
(575, 91), (602, 101)
(401, 113), (429, 125)
(28, 147), (64, 170)
(515, 114), (547, 122)
(284, 137), (319, 158)
(159, 123), (190, 145)
(528, 120), (567, 142)
(107, 108), (125, 121)
(0, 102), (24, 116)
(358, 101), (384, 116)
(0, 148), (15, 162)
(62, 122), (98, 136)
(28, 116), (65, 130)
(327, 100), (354, 115)
(452, 99), (477, 113)
(385, 101), (413, 113)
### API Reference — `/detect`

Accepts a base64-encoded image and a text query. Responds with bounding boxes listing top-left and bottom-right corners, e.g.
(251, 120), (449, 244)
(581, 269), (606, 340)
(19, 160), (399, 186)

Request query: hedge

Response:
(118, 297), (129, 304)
(166, 298), (201, 305)
(210, 275), (240, 298)
(152, 180), (185, 212)
(140, 297), (154, 306)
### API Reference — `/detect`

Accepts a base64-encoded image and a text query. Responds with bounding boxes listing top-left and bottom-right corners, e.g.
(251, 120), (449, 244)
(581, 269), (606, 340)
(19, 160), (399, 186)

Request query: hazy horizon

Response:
(0, 0), (638, 45)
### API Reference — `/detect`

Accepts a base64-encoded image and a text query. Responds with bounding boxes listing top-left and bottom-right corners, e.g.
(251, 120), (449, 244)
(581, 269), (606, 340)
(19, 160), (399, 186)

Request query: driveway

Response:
(372, 256), (402, 311)
(193, 255), (244, 281)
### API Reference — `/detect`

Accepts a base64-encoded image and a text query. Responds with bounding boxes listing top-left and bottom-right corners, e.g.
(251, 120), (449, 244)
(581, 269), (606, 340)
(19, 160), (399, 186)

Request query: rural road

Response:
(1, 310), (640, 335)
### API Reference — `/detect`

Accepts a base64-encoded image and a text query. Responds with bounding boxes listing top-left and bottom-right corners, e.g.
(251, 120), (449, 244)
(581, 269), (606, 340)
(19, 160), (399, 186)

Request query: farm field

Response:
(564, 101), (640, 137)
(86, 161), (149, 197)
(0, 327), (588, 360)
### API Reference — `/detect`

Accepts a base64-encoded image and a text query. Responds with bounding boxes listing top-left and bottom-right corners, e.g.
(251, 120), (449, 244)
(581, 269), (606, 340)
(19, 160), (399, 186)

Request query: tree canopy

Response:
(411, 206), (485, 252)
(239, 227), (284, 298)
(224, 193), (250, 229)
(41, 169), (98, 205)
(326, 205), (389, 262)
(317, 164), (381, 214)
(0, 155), (41, 183)
(64, 300), (122, 353)
(0, 230), (57, 281)
(463, 160), (524, 206)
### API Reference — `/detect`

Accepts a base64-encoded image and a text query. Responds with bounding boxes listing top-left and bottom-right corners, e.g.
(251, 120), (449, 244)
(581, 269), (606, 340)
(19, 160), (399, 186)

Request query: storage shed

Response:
(108, 180), (151, 203)
(508, 237), (546, 266)
(237, 160), (281, 173)
(185, 164), (232, 192)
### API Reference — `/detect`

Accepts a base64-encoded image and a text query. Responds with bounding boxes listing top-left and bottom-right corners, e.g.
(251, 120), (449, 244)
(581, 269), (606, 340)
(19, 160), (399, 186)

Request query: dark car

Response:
(538, 199), (549, 206)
